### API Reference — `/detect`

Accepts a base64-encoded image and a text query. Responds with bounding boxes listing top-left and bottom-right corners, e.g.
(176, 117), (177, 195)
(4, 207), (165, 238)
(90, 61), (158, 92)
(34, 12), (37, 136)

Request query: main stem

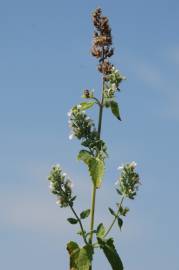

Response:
(89, 74), (105, 244)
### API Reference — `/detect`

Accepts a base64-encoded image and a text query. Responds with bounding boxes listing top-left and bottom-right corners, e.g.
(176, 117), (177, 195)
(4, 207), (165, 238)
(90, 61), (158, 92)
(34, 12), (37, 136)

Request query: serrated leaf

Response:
(79, 101), (96, 110)
(117, 217), (123, 230)
(97, 237), (123, 270)
(67, 241), (80, 270)
(77, 245), (93, 270)
(67, 218), (78, 224)
(108, 207), (116, 216)
(110, 100), (121, 120)
(67, 243), (93, 270)
(78, 150), (92, 165)
(88, 157), (104, 188)
(80, 209), (91, 219)
(96, 223), (105, 238)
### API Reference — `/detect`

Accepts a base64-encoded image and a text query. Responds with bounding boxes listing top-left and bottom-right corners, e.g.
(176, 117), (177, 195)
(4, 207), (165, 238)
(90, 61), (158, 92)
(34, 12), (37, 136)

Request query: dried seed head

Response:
(91, 8), (114, 74)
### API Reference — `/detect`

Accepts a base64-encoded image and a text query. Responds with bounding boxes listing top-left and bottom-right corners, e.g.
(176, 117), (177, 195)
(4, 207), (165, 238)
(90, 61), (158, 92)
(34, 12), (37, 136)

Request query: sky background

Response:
(0, 0), (179, 269)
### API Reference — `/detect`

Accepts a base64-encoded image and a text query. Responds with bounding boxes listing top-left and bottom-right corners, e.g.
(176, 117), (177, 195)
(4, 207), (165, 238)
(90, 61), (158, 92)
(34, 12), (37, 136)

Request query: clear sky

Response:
(1, 0), (179, 269)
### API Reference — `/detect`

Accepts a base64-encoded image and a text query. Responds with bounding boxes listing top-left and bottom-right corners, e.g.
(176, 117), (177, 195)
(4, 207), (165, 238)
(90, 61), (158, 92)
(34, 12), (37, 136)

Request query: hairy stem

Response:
(104, 196), (125, 238)
(69, 204), (88, 245)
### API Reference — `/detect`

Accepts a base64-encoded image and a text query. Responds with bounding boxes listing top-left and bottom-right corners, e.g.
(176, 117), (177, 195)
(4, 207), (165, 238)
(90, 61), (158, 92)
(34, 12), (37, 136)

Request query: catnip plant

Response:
(48, 8), (140, 270)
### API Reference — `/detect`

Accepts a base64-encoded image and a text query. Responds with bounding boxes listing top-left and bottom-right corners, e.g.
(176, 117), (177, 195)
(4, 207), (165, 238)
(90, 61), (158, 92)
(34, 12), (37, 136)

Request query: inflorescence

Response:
(116, 162), (140, 199)
(68, 106), (107, 161)
(48, 165), (74, 208)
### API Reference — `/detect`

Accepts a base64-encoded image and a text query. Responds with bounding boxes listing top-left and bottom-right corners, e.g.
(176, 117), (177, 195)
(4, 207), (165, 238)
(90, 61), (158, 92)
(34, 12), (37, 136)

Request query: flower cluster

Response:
(68, 106), (95, 140)
(116, 162), (140, 199)
(68, 106), (107, 160)
(104, 67), (126, 98)
(48, 165), (74, 207)
(91, 8), (114, 75)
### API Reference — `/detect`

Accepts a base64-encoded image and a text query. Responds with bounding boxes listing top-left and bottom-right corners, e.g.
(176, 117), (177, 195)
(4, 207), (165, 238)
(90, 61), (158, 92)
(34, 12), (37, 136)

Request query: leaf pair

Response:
(67, 209), (90, 225)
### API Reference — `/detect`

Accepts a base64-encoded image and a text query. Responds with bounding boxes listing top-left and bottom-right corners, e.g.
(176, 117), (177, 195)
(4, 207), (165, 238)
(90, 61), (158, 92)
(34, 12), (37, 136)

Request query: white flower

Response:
(130, 161), (137, 168)
(69, 133), (74, 140)
(77, 104), (82, 109)
(62, 173), (67, 177)
(117, 164), (124, 170)
(49, 182), (54, 190)
(111, 83), (116, 91)
(56, 199), (61, 205)
(114, 179), (119, 186)
(86, 116), (90, 120)
(67, 110), (72, 117)
(66, 180), (74, 189)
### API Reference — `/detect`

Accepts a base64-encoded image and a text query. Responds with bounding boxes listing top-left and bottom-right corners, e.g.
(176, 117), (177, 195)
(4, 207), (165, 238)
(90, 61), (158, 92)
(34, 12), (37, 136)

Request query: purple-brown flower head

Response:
(91, 8), (114, 74)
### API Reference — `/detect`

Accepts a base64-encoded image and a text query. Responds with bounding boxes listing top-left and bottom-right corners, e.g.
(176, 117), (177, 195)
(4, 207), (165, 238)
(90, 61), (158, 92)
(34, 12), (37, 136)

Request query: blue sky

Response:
(1, 0), (179, 269)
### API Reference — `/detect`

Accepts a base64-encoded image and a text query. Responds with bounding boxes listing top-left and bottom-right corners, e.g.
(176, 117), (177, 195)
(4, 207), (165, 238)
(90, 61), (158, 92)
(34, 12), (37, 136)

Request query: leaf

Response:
(97, 237), (123, 270)
(77, 245), (93, 270)
(108, 207), (116, 216)
(77, 150), (92, 165)
(118, 206), (129, 216)
(80, 209), (91, 219)
(88, 157), (105, 188)
(67, 218), (78, 224)
(79, 101), (96, 110)
(116, 188), (122, 196)
(110, 100), (121, 120)
(96, 223), (105, 238)
(67, 243), (93, 270)
(78, 151), (105, 188)
(117, 217), (123, 230)
(67, 241), (80, 270)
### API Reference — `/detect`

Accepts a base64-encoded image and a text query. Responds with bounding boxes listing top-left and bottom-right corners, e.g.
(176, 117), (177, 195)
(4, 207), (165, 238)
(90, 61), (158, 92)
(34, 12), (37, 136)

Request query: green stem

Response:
(89, 184), (97, 243)
(89, 49), (105, 270)
(104, 196), (124, 238)
(69, 204), (88, 245)
(89, 76), (105, 245)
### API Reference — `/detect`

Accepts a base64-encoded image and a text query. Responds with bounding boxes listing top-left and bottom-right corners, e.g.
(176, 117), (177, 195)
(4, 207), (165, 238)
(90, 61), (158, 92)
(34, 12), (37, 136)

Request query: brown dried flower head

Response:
(91, 8), (114, 74)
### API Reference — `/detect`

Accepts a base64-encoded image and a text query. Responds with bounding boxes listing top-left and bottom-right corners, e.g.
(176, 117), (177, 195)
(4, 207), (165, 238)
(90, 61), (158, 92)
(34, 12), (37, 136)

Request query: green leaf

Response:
(118, 206), (129, 216)
(77, 150), (92, 165)
(96, 223), (106, 238)
(108, 207), (116, 216)
(67, 241), (80, 270)
(67, 243), (93, 270)
(88, 157), (105, 188)
(110, 100), (121, 120)
(97, 237), (123, 270)
(79, 101), (96, 110)
(78, 151), (105, 188)
(67, 218), (78, 224)
(116, 188), (122, 195)
(77, 245), (93, 270)
(80, 209), (91, 219)
(117, 217), (123, 230)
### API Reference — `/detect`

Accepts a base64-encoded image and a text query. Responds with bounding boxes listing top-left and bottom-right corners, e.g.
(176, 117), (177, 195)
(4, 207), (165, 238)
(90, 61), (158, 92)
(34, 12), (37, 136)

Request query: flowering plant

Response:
(48, 8), (140, 270)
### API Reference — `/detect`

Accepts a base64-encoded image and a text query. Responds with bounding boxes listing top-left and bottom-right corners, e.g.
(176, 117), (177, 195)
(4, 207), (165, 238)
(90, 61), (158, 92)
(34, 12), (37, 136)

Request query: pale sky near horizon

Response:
(1, 0), (179, 269)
